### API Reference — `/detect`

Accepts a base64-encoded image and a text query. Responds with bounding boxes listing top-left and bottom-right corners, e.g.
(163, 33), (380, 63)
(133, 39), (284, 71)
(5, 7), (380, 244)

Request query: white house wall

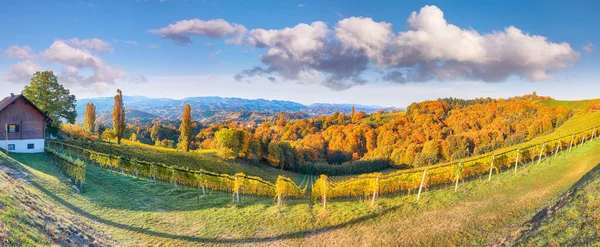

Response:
(0, 139), (45, 153)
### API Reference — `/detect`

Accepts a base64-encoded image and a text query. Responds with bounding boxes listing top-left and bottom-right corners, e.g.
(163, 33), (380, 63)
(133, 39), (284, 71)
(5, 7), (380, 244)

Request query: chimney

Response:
(10, 93), (14, 98)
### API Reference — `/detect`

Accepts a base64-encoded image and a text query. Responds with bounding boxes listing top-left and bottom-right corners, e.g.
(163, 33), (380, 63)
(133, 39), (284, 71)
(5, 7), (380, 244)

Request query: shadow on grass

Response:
(507, 161), (600, 244)
(9, 153), (276, 212)
(29, 177), (407, 244)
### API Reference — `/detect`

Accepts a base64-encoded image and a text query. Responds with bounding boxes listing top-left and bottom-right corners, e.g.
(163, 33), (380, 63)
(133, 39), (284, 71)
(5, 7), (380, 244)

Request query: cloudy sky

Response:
(0, 0), (598, 107)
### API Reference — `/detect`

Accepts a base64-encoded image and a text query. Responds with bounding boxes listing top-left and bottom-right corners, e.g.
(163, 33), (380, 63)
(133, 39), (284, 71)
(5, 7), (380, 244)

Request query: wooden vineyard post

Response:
(530, 146), (536, 165)
(554, 139), (560, 158)
(277, 190), (282, 208)
(371, 176), (380, 207)
(537, 143), (546, 165)
(235, 174), (241, 203)
(515, 149), (520, 172)
(197, 172), (205, 200)
(569, 135), (574, 152)
(455, 161), (462, 192)
(488, 154), (495, 181)
(454, 173), (459, 192)
(323, 176), (328, 209)
(152, 164), (157, 184)
(171, 168), (178, 189)
(276, 177), (282, 208)
(417, 169), (427, 200)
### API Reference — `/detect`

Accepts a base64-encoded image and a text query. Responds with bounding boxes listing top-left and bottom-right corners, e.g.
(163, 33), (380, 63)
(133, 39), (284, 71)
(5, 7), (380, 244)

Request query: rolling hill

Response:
(75, 96), (400, 124)
(3, 122), (600, 246)
(536, 98), (599, 112)
(3, 97), (599, 246)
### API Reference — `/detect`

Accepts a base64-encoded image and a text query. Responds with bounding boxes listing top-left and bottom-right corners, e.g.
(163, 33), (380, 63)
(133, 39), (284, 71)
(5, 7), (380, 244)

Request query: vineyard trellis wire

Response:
(310, 125), (599, 206)
(46, 139), (305, 204)
(46, 124), (598, 208)
(45, 146), (86, 191)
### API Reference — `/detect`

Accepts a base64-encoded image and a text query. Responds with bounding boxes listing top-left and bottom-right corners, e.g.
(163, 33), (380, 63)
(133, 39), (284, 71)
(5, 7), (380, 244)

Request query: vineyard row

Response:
(46, 125), (597, 207)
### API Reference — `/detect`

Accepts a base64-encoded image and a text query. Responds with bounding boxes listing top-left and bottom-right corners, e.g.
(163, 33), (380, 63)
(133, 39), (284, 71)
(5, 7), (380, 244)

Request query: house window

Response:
(7, 144), (15, 151)
(7, 124), (19, 133)
(27, 143), (35, 150)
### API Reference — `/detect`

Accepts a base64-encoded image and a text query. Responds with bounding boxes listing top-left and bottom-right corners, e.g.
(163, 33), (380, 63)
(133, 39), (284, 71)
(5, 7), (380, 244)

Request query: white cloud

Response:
(583, 42), (595, 54)
(5, 46), (35, 59)
(297, 4), (304, 7)
(335, 17), (393, 64)
(379, 6), (579, 82)
(125, 40), (139, 45)
(210, 49), (222, 58)
(42, 40), (126, 87)
(244, 21), (332, 82)
(5, 60), (43, 83)
(127, 74), (148, 84)
(149, 44), (160, 49)
(4, 39), (143, 94)
(153, 5), (580, 90)
(65, 38), (112, 52)
(150, 19), (247, 44)
(248, 21), (329, 59)
(240, 5), (579, 88)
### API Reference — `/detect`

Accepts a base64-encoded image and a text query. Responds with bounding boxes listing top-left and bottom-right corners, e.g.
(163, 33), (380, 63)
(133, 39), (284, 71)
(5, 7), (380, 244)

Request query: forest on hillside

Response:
(64, 92), (584, 175)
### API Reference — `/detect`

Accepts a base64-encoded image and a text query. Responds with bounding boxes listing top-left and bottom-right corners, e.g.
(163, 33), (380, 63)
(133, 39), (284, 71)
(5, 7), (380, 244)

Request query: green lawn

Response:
(2, 135), (600, 246)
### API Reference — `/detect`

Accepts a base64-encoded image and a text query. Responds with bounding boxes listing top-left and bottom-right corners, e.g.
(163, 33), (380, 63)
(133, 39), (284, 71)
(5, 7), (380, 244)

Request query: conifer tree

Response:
(112, 89), (125, 144)
(83, 103), (96, 133)
(179, 104), (192, 152)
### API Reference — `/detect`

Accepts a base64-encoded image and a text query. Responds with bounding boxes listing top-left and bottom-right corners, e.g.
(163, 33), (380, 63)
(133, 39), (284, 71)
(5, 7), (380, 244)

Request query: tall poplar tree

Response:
(112, 89), (125, 144)
(83, 103), (96, 133)
(179, 104), (192, 152)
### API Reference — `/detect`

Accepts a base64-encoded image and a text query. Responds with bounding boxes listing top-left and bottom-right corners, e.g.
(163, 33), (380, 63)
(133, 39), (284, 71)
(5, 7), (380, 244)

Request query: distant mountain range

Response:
(76, 96), (401, 123)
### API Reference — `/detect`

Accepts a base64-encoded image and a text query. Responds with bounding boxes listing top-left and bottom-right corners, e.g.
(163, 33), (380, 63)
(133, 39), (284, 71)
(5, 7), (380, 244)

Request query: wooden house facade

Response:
(0, 94), (52, 153)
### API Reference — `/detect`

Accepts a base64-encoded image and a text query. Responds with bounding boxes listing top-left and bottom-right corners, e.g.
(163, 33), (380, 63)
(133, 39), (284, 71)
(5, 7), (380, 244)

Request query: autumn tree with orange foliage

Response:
(196, 93), (571, 174)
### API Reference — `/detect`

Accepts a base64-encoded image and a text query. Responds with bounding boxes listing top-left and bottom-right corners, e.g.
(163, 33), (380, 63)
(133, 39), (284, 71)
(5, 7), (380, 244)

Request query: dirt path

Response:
(0, 161), (115, 246)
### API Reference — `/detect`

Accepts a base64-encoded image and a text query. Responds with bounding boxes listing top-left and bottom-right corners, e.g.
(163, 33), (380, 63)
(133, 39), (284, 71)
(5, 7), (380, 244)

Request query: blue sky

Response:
(0, 0), (598, 107)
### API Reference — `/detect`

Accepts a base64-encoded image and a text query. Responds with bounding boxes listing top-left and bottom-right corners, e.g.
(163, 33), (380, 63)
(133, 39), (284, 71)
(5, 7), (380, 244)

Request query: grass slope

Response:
(536, 98), (599, 112)
(3, 135), (600, 246)
(507, 151), (600, 245)
(81, 140), (300, 182)
(0, 156), (114, 246)
(359, 111), (405, 124)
